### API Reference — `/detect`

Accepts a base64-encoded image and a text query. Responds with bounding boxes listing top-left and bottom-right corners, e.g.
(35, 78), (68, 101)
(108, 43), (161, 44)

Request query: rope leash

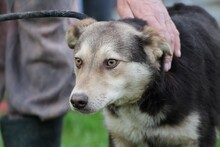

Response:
(0, 10), (89, 21)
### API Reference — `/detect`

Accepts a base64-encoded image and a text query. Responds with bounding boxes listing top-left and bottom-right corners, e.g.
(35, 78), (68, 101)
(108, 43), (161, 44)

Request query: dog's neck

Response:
(106, 70), (167, 117)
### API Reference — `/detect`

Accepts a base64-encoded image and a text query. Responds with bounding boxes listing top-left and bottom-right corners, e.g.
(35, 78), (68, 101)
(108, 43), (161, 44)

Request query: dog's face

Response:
(66, 18), (171, 114)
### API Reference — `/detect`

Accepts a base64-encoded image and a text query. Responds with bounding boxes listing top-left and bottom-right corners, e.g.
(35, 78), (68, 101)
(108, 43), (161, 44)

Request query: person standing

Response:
(0, 0), (78, 147)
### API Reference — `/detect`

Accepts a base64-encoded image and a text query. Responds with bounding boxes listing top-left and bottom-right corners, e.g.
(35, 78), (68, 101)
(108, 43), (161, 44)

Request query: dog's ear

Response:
(66, 18), (97, 49)
(141, 26), (172, 66)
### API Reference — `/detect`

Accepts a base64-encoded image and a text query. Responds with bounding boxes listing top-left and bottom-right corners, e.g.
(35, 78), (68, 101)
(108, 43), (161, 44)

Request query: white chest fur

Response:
(103, 105), (200, 147)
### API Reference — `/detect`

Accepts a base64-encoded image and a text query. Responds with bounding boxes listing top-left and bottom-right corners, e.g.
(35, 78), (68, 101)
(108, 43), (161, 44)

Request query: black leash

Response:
(0, 10), (89, 21)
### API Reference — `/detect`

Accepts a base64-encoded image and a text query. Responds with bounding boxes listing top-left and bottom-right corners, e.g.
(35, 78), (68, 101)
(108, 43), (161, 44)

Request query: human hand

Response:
(117, 0), (181, 71)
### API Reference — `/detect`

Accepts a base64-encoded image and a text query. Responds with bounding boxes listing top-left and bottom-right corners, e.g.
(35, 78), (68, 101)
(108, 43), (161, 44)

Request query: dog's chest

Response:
(103, 105), (200, 146)
(103, 105), (165, 144)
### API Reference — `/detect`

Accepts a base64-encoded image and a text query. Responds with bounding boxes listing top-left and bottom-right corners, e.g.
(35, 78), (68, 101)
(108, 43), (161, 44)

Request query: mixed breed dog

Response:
(65, 3), (220, 147)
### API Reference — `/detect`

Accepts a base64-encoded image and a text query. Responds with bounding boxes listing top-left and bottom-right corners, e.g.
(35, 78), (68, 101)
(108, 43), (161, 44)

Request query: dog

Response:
(66, 3), (220, 147)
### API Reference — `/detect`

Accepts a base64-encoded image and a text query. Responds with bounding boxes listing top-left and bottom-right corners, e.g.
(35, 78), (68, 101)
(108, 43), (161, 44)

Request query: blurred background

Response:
(0, 0), (220, 147)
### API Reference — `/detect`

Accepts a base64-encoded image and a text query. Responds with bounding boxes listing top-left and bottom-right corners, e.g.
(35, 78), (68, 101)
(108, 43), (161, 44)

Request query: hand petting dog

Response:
(117, 0), (181, 71)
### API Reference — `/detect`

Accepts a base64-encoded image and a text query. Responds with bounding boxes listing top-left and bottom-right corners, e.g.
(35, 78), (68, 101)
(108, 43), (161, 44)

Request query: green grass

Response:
(0, 111), (108, 147)
(61, 111), (108, 147)
(1, 111), (220, 147)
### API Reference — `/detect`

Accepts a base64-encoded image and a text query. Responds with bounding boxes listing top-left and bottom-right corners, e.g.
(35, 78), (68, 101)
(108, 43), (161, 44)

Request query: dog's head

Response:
(66, 18), (171, 114)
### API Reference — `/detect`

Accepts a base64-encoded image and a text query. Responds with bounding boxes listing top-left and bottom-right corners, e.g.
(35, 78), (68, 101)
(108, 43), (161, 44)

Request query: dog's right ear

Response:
(140, 26), (172, 69)
(66, 18), (97, 49)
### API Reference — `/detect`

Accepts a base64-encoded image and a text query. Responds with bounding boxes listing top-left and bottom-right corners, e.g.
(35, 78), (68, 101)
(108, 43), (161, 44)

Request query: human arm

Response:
(117, 0), (181, 71)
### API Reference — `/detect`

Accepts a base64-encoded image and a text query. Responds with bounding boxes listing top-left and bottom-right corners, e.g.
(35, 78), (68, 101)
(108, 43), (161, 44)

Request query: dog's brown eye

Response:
(105, 59), (119, 69)
(75, 57), (83, 69)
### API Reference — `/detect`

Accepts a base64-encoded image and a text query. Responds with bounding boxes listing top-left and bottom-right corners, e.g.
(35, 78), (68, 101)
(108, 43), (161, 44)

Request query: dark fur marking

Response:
(107, 104), (119, 117)
(116, 35), (149, 63)
(134, 3), (220, 146)
(74, 27), (81, 39)
(119, 18), (148, 31)
(109, 134), (115, 147)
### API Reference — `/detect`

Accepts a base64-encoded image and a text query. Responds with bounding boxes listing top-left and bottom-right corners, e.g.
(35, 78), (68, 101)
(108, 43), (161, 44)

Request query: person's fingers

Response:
(127, 0), (175, 50)
(116, 0), (181, 71)
(159, 23), (175, 75)
(117, 0), (134, 18)
(163, 20), (181, 71)
(158, 8), (181, 71)
(142, 15), (163, 31)
(174, 36), (181, 57)
(125, 0), (162, 28)
(165, 19), (175, 52)
(171, 22), (181, 57)
(164, 55), (173, 72)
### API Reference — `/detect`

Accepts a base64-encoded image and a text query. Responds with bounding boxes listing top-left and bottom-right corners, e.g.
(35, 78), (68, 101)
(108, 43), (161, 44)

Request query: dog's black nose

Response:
(70, 93), (88, 109)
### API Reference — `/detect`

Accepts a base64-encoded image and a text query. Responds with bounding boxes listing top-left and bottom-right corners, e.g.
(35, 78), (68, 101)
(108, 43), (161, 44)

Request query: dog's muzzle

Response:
(70, 93), (88, 110)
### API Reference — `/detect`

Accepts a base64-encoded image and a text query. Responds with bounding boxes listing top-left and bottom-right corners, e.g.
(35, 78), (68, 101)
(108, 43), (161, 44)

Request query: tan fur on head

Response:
(65, 18), (97, 49)
(68, 20), (173, 114)
(142, 26), (172, 69)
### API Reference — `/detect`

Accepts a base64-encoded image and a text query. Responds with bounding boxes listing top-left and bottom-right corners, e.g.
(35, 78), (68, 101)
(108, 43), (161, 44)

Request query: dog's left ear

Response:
(141, 26), (172, 65)
(66, 18), (97, 49)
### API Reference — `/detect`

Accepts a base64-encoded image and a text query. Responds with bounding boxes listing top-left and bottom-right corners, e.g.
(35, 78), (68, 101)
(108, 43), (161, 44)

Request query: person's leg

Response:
(5, 0), (75, 120)
(0, 0), (77, 147)
(0, 0), (7, 102)
(1, 116), (63, 147)
(83, 0), (115, 21)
